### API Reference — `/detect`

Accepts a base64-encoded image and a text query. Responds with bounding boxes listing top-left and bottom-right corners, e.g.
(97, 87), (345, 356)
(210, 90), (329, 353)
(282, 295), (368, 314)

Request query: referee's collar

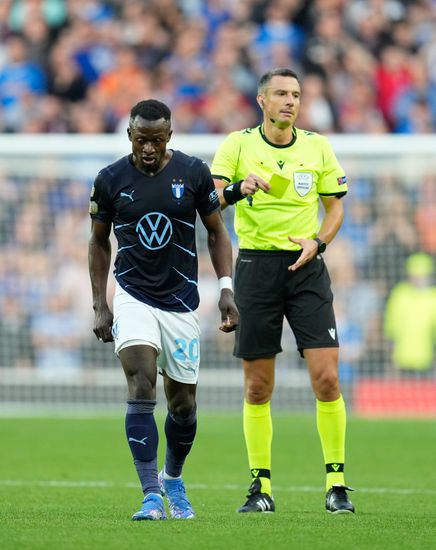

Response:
(259, 125), (297, 148)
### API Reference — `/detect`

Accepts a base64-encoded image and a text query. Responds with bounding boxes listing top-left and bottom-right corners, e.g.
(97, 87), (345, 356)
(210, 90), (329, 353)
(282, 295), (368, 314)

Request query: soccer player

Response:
(211, 68), (355, 514)
(88, 99), (238, 521)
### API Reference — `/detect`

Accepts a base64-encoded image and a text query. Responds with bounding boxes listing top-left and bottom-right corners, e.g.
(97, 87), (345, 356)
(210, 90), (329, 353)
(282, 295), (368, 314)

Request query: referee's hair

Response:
(258, 68), (300, 93)
(130, 99), (171, 123)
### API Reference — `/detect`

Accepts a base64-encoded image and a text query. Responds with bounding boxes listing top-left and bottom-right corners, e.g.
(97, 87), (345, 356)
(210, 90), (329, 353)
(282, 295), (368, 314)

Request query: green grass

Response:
(1, 413), (436, 549)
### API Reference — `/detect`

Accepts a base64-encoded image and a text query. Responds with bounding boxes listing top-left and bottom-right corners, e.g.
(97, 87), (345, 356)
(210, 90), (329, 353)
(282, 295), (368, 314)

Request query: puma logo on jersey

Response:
(120, 190), (135, 201)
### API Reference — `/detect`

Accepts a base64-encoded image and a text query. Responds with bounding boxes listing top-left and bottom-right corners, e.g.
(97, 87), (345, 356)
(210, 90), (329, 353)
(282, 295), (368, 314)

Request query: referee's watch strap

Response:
(314, 237), (327, 253)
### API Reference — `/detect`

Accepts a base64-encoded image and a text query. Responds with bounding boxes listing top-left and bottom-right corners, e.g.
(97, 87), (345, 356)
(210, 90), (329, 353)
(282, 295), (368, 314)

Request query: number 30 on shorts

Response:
(172, 338), (200, 363)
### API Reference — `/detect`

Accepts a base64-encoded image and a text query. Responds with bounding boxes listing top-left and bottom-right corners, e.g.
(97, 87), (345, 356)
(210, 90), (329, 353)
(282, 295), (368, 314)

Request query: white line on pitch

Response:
(1, 480), (436, 496)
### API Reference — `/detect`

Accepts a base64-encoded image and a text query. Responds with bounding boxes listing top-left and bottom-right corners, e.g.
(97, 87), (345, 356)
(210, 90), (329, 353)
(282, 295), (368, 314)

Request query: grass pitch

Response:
(1, 413), (435, 549)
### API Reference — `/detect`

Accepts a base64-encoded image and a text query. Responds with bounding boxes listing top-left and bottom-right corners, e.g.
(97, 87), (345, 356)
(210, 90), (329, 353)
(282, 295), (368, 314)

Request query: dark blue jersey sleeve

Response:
(89, 172), (115, 223)
(194, 160), (220, 216)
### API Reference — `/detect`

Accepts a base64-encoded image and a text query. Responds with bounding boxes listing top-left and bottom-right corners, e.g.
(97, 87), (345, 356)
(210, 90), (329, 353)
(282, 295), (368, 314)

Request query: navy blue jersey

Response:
(89, 150), (220, 312)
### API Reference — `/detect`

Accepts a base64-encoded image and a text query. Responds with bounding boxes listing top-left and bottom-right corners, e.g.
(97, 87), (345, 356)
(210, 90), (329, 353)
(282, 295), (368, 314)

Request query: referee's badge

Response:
(293, 172), (313, 197)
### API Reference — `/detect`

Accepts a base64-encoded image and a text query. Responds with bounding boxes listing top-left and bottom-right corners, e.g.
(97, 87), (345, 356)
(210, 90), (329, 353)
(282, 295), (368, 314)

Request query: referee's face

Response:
(260, 75), (301, 129)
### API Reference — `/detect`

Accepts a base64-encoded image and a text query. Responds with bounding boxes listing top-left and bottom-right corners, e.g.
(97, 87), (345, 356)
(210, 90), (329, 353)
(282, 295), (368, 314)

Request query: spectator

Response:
(47, 43), (88, 103)
(375, 45), (411, 128)
(0, 35), (47, 131)
(384, 253), (436, 374)
(393, 58), (436, 133)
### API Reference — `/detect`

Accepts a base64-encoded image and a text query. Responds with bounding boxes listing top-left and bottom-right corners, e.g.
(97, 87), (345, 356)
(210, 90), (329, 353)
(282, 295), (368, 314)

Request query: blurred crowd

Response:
(1, 0), (436, 134)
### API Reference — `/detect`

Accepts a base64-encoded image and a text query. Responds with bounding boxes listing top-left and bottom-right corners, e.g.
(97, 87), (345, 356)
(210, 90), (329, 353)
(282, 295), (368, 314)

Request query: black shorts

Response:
(234, 249), (339, 359)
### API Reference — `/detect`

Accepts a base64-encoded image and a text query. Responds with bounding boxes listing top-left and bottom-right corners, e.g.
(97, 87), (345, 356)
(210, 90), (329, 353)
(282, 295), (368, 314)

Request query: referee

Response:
(211, 68), (355, 514)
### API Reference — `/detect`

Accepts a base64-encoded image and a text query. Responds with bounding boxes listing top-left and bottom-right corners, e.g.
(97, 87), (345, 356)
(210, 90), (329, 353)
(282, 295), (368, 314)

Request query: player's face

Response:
(128, 116), (172, 175)
(258, 75), (301, 129)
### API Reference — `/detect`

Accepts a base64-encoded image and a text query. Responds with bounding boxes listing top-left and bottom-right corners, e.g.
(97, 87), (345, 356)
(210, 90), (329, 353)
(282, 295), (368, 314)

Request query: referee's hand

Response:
(287, 236), (318, 271)
(241, 174), (270, 196)
(218, 289), (239, 332)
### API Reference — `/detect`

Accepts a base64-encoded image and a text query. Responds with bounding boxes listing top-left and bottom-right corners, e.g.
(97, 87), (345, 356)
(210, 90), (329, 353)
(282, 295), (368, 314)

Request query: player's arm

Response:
(288, 196), (345, 272)
(88, 220), (114, 342)
(200, 209), (239, 332)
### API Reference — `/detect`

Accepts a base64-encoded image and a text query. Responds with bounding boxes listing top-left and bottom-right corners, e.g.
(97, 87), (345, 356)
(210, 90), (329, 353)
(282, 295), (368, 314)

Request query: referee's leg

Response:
(305, 348), (354, 510)
(237, 358), (275, 510)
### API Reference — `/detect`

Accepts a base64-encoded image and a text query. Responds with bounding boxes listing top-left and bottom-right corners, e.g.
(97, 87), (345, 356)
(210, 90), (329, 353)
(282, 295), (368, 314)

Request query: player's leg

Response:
(112, 285), (165, 520)
(162, 376), (197, 479)
(157, 309), (200, 518)
(120, 344), (166, 520)
(159, 376), (197, 519)
(234, 251), (285, 513)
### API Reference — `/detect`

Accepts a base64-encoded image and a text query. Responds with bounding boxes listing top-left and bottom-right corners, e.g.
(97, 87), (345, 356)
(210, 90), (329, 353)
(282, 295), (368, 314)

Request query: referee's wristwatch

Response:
(314, 237), (327, 253)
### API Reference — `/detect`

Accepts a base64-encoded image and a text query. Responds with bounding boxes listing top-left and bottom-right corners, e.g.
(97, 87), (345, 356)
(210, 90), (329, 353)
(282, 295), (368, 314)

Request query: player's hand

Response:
(218, 289), (239, 332)
(287, 236), (318, 271)
(240, 174), (270, 196)
(93, 305), (114, 342)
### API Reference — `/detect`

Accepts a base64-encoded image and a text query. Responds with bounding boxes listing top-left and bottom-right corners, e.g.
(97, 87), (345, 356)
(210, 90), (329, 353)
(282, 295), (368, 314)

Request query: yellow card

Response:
(268, 173), (290, 198)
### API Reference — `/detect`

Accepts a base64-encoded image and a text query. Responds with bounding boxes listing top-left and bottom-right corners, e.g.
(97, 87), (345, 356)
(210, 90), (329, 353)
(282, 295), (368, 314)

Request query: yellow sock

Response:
(316, 394), (347, 491)
(243, 400), (272, 496)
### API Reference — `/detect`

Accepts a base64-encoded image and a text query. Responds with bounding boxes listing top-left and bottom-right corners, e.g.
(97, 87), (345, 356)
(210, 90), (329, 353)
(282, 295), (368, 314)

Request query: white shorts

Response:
(112, 284), (201, 384)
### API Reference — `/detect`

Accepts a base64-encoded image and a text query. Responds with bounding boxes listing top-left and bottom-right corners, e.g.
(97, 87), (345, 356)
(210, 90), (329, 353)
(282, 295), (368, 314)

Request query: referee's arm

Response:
(317, 195), (345, 245)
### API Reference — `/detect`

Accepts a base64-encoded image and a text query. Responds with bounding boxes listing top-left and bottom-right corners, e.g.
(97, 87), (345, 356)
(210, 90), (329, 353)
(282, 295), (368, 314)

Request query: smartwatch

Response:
(314, 237), (327, 253)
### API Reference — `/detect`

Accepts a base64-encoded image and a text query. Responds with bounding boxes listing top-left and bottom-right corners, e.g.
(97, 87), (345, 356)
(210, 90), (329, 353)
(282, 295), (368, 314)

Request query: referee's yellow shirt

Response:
(211, 126), (348, 251)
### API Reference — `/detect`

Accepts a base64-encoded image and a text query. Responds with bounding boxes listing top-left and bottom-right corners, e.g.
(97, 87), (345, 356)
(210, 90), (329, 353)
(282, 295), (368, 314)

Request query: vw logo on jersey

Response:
(171, 179), (185, 200)
(136, 212), (173, 250)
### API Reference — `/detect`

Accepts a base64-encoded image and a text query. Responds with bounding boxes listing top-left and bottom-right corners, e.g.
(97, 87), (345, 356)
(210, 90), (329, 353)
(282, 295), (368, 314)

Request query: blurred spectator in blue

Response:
(253, 0), (305, 68)
(327, 237), (384, 375)
(393, 58), (436, 133)
(199, 0), (232, 51)
(68, 18), (115, 84)
(209, 21), (257, 96)
(30, 290), (83, 372)
(164, 19), (210, 101)
(335, 299), (364, 384)
(340, 179), (374, 271)
(0, 35), (47, 131)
